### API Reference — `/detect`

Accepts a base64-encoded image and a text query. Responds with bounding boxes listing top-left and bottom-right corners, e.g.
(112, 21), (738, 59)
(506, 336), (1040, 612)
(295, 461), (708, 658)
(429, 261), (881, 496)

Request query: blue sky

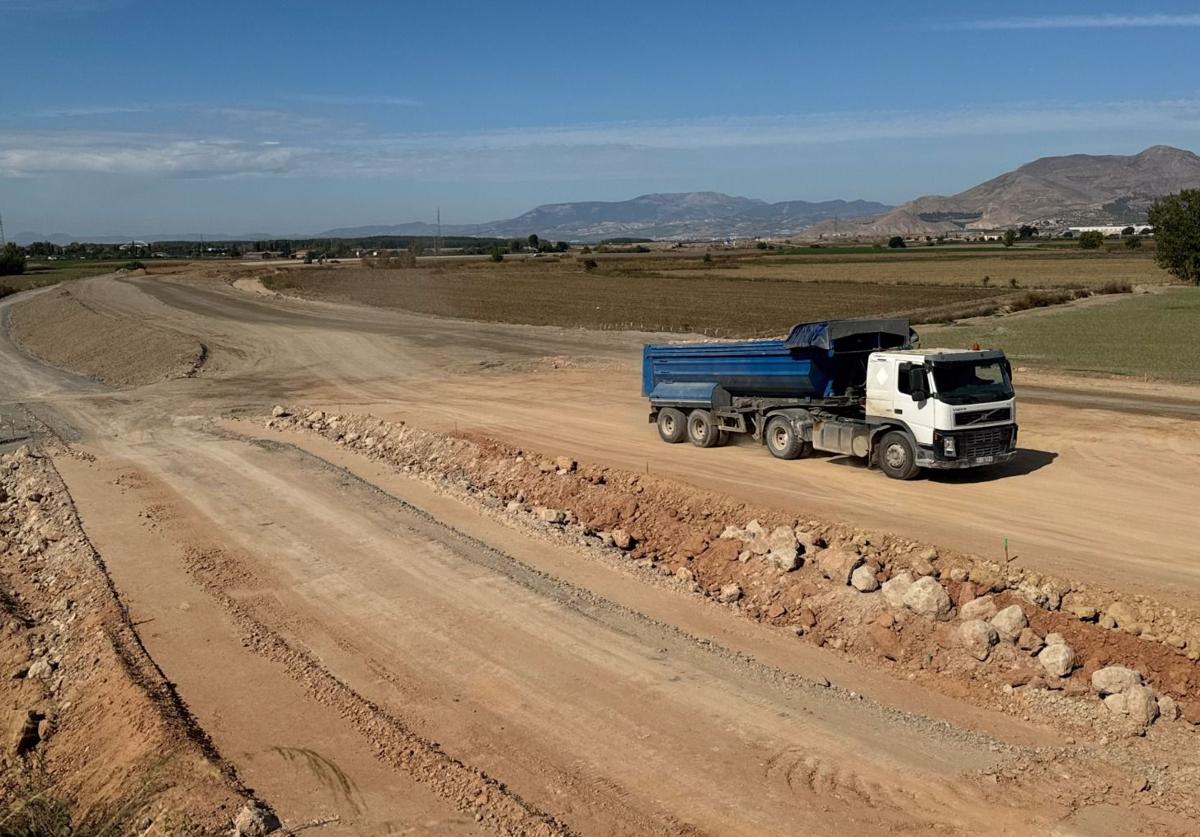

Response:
(4, 0), (1200, 236)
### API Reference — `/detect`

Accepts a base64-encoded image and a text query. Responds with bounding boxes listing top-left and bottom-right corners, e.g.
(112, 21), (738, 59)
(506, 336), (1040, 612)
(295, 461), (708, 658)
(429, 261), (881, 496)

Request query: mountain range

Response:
(316, 194), (892, 242)
(831, 145), (1200, 237)
(12, 145), (1200, 244)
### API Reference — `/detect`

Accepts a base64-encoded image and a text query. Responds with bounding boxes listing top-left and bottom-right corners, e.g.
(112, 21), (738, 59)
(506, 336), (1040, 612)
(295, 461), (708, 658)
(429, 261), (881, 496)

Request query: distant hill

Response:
(838, 145), (1200, 235)
(313, 193), (892, 242)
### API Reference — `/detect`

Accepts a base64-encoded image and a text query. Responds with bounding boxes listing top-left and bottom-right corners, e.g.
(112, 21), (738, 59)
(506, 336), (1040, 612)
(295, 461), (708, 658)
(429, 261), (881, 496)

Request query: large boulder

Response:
(817, 549), (863, 585)
(959, 595), (997, 621)
(1091, 666), (1143, 696)
(1037, 642), (1075, 678)
(959, 619), (999, 661)
(717, 584), (742, 604)
(234, 802), (280, 836)
(850, 564), (879, 592)
(903, 577), (953, 620)
(881, 571), (914, 609)
(1124, 685), (1160, 728)
(991, 605), (1028, 642)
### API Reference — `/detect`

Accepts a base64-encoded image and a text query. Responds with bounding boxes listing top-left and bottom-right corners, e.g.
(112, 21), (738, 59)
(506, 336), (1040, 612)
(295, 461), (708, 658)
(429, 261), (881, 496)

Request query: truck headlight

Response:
(943, 436), (956, 458)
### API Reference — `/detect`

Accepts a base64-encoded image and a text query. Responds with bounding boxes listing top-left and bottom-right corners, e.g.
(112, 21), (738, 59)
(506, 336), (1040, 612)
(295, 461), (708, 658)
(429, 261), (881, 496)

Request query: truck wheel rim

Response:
(662, 415), (675, 434)
(771, 425), (789, 450)
(692, 421), (706, 440)
(885, 443), (907, 469)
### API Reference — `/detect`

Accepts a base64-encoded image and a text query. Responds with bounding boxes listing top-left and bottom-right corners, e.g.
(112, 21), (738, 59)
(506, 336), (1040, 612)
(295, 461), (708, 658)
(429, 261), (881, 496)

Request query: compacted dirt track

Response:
(2, 268), (1198, 834)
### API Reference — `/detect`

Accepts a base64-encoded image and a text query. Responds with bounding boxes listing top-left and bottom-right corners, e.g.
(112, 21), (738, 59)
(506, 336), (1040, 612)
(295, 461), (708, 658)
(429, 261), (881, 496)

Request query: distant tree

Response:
(1002, 229), (1017, 247)
(1018, 225), (1038, 239)
(0, 243), (26, 276)
(407, 240), (425, 258)
(887, 236), (905, 249)
(580, 245), (592, 254)
(509, 239), (524, 253)
(554, 241), (569, 252)
(1078, 230), (1105, 250)
(1147, 190), (1200, 283)
(490, 246), (504, 262)
(527, 234), (540, 250)
(1125, 234), (1143, 249)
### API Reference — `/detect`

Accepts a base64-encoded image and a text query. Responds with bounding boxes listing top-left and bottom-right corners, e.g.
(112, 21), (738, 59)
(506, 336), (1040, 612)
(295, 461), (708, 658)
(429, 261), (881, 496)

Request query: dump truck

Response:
(641, 319), (1017, 480)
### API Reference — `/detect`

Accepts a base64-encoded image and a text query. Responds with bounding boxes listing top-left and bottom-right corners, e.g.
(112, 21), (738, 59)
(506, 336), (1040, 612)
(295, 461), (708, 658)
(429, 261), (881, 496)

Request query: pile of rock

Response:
(1091, 665), (1178, 729)
(719, 519), (820, 572)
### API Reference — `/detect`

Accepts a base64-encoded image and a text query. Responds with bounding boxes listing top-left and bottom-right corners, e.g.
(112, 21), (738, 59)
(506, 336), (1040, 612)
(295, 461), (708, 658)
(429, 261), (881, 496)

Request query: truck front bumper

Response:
(916, 449), (1017, 469)
(918, 424), (1018, 469)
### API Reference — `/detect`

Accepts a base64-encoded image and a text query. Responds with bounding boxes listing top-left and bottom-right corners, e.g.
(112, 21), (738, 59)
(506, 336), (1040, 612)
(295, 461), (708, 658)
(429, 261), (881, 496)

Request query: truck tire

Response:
(877, 430), (920, 480)
(687, 410), (720, 448)
(656, 408), (687, 443)
(765, 415), (810, 460)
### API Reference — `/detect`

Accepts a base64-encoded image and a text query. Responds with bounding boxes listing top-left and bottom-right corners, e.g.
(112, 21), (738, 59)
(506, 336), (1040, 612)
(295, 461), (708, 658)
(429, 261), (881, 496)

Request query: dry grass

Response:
(265, 263), (1006, 337)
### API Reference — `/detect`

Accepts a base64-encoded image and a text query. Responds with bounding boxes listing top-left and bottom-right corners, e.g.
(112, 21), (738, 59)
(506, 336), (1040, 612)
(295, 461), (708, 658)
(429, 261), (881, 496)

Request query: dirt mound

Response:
(8, 286), (206, 387)
(262, 407), (1200, 820)
(0, 443), (256, 833)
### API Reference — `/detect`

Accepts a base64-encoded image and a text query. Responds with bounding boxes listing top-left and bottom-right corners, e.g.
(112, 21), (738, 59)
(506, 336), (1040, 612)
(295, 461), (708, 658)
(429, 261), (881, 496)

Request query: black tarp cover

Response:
(783, 319), (913, 352)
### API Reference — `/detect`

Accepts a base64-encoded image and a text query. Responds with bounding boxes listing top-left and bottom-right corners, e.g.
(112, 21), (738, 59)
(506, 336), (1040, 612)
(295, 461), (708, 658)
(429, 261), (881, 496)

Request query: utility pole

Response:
(436, 207), (441, 256)
(0, 212), (6, 247)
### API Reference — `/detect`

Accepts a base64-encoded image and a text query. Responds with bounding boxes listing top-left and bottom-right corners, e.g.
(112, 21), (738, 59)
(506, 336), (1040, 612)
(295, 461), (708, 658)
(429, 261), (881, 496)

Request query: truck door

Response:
(895, 362), (935, 446)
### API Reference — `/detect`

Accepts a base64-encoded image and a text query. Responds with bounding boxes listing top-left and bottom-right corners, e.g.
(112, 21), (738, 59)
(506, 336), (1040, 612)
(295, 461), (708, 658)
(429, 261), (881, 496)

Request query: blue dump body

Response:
(642, 319), (913, 408)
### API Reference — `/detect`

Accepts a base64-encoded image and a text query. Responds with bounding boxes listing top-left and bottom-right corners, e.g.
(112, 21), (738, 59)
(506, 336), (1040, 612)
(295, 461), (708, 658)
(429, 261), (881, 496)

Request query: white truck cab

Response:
(865, 348), (1018, 478)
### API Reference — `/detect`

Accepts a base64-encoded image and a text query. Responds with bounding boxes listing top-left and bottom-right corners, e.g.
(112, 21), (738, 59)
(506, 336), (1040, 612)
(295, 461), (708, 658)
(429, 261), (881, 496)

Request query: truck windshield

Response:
(931, 361), (1013, 405)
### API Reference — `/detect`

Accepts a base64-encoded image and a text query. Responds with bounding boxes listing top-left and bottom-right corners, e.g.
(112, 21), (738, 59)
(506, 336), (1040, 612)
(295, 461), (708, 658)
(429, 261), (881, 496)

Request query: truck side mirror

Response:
(908, 366), (929, 402)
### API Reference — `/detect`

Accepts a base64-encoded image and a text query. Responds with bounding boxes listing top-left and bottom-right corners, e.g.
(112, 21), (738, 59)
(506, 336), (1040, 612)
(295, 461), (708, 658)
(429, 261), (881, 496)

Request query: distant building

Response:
(1068, 225), (1152, 236)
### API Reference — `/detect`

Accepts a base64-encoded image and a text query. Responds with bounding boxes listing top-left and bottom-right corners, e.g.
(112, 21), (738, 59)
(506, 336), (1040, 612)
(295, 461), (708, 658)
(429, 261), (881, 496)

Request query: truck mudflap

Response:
(915, 447), (1017, 469)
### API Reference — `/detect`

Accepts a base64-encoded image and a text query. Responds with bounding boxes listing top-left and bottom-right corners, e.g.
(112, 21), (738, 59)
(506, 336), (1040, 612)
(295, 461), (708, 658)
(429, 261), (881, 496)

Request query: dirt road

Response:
(78, 271), (1200, 605)
(2, 270), (1197, 833)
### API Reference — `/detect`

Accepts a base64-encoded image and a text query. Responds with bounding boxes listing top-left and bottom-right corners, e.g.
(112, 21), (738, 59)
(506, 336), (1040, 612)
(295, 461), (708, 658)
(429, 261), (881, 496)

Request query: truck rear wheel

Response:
(878, 431), (920, 480)
(765, 415), (810, 460)
(656, 408), (687, 443)
(687, 410), (720, 448)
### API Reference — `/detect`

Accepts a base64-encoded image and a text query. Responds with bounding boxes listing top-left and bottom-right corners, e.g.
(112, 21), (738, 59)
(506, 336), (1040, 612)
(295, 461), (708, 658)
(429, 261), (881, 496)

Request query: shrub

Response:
(0, 243), (26, 276)
(702, 252), (713, 263)
(887, 236), (906, 249)
(582, 258), (598, 272)
(1096, 279), (1132, 294)
(1125, 235), (1142, 249)
(1078, 230), (1105, 249)
(490, 247), (504, 262)
(123, 260), (146, 271)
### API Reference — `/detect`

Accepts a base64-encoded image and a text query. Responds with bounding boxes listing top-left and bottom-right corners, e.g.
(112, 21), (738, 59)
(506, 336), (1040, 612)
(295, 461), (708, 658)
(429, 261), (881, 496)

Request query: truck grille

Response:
(955, 407), (1012, 427)
(958, 426), (1014, 458)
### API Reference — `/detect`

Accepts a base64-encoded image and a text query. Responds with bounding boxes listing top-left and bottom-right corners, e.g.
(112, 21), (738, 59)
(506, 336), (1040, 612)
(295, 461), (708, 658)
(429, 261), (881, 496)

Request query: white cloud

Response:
(937, 14), (1200, 31)
(3, 98), (1199, 180)
(294, 94), (421, 108)
(0, 135), (306, 177)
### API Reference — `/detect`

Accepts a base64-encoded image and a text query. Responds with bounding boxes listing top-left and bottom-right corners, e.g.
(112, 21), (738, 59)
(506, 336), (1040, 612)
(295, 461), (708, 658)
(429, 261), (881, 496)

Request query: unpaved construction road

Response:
(3, 268), (1199, 835)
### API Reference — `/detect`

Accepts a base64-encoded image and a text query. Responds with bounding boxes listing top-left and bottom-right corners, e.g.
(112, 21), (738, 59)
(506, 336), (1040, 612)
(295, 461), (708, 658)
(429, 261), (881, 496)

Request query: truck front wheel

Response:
(765, 415), (810, 460)
(877, 431), (920, 480)
(656, 408), (687, 443)
(687, 410), (720, 448)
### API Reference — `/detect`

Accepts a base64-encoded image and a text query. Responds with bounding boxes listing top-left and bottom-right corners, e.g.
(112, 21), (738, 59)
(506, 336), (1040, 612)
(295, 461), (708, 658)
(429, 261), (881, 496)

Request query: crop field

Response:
(640, 248), (1170, 289)
(921, 287), (1200, 382)
(264, 263), (1008, 336)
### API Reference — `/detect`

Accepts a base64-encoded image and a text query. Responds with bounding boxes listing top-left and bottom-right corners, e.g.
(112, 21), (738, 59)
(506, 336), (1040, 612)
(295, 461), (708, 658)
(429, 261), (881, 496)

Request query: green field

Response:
(921, 288), (1200, 382)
